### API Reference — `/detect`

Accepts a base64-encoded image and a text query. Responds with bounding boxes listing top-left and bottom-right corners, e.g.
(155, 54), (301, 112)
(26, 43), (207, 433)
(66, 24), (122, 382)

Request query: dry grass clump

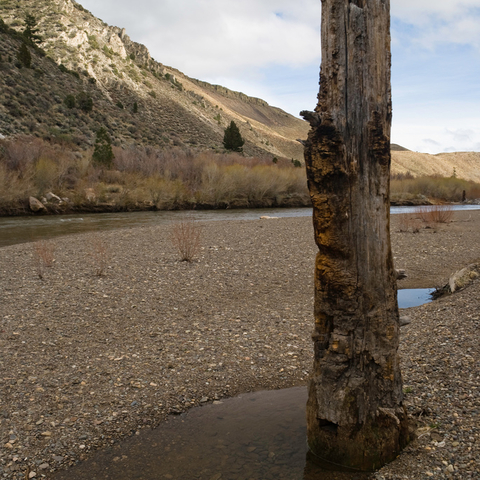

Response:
(88, 232), (110, 276)
(170, 218), (202, 262)
(416, 205), (454, 224)
(32, 239), (56, 279)
(397, 213), (421, 233)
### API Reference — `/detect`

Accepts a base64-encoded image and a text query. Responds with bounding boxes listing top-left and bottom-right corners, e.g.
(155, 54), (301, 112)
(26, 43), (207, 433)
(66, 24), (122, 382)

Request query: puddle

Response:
(53, 387), (369, 480)
(398, 288), (435, 308)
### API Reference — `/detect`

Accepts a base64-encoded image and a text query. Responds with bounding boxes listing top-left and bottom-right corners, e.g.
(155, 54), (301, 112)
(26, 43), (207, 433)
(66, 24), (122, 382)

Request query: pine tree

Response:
(23, 14), (42, 45)
(223, 121), (244, 152)
(92, 127), (114, 169)
(17, 43), (31, 68)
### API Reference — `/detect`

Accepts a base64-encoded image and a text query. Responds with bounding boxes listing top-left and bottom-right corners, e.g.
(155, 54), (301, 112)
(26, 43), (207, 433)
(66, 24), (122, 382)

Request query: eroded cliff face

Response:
(304, 0), (409, 471)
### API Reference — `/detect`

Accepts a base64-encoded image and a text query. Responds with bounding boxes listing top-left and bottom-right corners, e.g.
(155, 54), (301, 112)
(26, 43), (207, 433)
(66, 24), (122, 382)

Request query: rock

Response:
(38, 463), (49, 470)
(260, 216), (279, 220)
(399, 316), (411, 326)
(200, 397), (209, 403)
(29, 197), (46, 212)
(448, 264), (479, 293)
(45, 192), (62, 203)
(396, 269), (407, 280)
(28, 472), (36, 479)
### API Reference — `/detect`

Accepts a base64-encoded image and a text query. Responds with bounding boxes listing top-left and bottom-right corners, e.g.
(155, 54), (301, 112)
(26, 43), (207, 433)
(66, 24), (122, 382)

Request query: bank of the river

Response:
(0, 212), (479, 479)
(0, 195), (312, 218)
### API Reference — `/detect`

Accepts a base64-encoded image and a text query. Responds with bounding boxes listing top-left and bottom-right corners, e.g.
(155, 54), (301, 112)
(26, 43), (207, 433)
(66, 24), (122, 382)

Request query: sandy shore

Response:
(0, 210), (479, 479)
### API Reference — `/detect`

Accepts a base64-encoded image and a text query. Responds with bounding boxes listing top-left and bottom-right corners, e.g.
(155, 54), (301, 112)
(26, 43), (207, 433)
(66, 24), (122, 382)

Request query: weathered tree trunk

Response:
(302, 0), (409, 471)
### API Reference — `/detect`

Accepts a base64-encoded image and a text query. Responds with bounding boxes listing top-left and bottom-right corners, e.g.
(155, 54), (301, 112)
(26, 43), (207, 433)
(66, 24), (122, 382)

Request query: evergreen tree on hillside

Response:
(223, 121), (244, 152)
(23, 14), (42, 45)
(92, 127), (114, 168)
(17, 43), (31, 68)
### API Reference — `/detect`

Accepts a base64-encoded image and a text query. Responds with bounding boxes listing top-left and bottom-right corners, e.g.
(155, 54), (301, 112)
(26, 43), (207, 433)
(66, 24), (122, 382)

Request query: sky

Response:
(77, 0), (480, 154)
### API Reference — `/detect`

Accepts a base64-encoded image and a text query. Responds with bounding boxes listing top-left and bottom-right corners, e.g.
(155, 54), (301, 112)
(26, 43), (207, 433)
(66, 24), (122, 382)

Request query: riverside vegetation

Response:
(2, 136), (480, 216)
(0, 135), (310, 215)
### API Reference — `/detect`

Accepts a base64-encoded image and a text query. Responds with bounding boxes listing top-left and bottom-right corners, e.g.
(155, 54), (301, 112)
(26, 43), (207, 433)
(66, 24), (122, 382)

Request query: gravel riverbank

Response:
(1, 211), (479, 479)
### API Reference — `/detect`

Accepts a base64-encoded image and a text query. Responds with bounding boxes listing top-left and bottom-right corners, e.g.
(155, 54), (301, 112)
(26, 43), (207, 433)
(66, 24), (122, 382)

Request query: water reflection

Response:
(397, 288), (435, 308)
(52, 387), (369, 480)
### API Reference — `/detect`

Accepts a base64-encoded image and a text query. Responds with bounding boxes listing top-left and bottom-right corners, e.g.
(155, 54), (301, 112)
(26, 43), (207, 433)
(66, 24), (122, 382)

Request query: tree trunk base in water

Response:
(307, 382), (409, 471)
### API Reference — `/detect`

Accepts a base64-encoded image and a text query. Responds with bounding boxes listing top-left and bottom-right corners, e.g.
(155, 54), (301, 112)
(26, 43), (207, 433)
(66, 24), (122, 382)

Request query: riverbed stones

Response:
(0, 213), (479, 478)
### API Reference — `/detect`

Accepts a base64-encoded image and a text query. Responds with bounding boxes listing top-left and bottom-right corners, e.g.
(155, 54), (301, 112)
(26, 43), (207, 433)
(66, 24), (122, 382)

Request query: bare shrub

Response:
(89, 233), (110, 276)
(0, 135), (44, 171)
(32, 240), (56, 279)
(397, 213), (421, 233)
(170, 219), (202, 262)
(416, 205), (454, 224)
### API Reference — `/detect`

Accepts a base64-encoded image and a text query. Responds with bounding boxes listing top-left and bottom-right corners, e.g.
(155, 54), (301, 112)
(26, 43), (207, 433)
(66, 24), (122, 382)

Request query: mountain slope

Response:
(0, 0), (308, 160)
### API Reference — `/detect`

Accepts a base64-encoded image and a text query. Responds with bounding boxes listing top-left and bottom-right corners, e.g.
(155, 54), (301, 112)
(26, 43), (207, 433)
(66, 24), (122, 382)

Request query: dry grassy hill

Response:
(392, 150), (480, 183)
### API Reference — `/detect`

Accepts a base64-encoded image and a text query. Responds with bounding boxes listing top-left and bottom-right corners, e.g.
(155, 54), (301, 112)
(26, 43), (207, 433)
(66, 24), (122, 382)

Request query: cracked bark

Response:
(302, 0), (409, 471)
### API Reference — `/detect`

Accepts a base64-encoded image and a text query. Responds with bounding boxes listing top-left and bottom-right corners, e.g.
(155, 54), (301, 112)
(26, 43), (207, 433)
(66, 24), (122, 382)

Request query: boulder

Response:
(448, 264), (479, 293)
(29, 196), (46, 212)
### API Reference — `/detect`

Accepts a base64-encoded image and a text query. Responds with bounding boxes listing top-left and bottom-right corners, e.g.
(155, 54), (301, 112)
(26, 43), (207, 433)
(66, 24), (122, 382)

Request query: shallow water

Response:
(2, 204), (480, 248)
(53, 387), (369, 480)
(0, 208), (311, 248)
(397, 288), (435, 308)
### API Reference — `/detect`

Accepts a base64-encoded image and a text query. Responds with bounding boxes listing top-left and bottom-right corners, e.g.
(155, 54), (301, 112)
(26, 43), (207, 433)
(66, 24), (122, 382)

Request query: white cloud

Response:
(391, 0), (480, 49)
(80, 0), (321, 77)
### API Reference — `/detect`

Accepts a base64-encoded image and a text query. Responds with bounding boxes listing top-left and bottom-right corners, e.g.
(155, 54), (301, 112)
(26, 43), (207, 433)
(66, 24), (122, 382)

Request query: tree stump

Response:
(302, 0), (409, 471)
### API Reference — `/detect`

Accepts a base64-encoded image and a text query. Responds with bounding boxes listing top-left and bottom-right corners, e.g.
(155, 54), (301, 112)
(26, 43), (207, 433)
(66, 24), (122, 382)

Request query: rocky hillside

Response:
(0, 0), (479, 181)
(0, 0), (308, 160)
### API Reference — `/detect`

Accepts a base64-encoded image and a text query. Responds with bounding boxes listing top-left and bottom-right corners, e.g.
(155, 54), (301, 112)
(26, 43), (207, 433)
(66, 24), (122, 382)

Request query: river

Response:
(1, 205), (480, 248)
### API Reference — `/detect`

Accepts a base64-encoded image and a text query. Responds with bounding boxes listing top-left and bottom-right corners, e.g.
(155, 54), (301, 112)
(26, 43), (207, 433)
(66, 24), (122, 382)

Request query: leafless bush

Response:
(89, 233), (110, 276)
(170, 219), (202, 262)
(416, 205), (454, 224)
(397, 213), (421, 233)
(0, 136), (44, 171)
(32, 240), (56, 279)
